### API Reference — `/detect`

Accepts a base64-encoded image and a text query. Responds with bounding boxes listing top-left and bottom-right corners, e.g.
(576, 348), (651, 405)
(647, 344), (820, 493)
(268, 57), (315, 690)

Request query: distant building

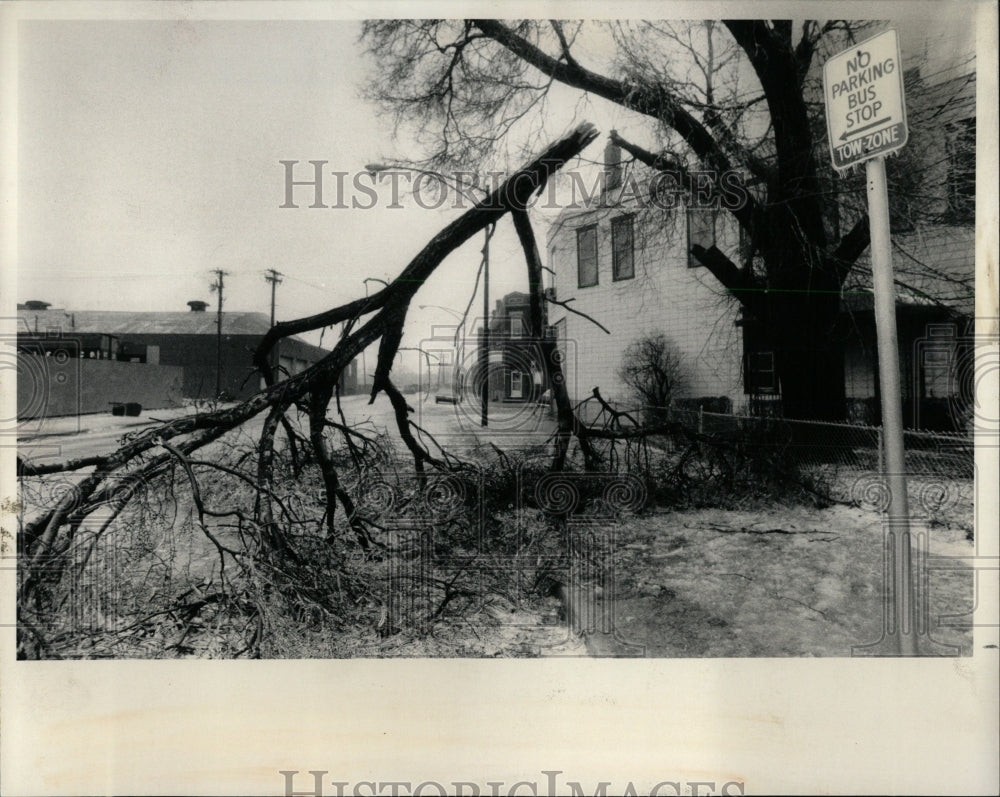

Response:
(486, 291), (548, 403)
(16, 301), (355, 415)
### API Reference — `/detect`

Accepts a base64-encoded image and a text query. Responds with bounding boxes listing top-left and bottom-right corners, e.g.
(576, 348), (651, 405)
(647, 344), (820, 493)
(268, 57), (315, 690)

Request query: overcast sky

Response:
(15, 17), (625, 365)
(13, 10), (977, 361)
(17, 21), (474, 350)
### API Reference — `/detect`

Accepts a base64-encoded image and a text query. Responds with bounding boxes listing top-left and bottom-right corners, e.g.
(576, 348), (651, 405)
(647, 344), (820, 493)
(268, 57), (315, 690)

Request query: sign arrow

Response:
(839, 117), (894, 141)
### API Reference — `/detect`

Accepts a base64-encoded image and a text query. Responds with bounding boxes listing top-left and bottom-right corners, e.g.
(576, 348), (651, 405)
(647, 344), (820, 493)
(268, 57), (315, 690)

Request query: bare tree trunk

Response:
(510, 209), (600, 470)
(762, 237), (848, 421)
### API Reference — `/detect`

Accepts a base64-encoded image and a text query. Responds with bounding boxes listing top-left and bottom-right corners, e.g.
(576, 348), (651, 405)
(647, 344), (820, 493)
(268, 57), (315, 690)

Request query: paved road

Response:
(17, 392), (556, 466)
(15, 392), (555, 530)
(335, 391), (557, 457)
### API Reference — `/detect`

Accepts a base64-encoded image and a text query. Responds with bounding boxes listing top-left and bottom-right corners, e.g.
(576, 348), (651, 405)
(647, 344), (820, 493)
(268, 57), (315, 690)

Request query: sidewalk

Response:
(16, 404), (205, 442)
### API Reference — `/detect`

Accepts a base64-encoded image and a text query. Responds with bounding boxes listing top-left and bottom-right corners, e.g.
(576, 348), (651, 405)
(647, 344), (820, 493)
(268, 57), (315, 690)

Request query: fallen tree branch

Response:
(543, 296), (611, 335)
(159, 440), (241, 582)
(17, 125), (603, 656)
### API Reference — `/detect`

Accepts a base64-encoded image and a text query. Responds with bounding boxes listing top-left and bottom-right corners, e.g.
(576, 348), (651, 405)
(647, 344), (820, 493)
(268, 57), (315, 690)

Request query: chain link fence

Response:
(662, 406), (974, 526)
(565, 393), (973, 526)
(671, 408), (973, 477)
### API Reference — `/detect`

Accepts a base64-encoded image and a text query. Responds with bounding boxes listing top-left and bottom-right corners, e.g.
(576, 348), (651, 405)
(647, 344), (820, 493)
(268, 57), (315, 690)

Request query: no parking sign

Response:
(823, 29), (908, 169)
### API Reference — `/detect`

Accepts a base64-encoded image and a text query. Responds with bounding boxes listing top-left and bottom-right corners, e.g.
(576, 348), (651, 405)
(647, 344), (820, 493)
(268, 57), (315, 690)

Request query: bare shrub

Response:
(617, 333), (686, 423)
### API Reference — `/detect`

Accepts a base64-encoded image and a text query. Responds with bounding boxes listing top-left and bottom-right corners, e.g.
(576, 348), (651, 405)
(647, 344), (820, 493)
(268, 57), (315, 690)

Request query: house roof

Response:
(15, 308), (334, 362)
(17, 309), (276, 336)
(842, 224), (974, 315)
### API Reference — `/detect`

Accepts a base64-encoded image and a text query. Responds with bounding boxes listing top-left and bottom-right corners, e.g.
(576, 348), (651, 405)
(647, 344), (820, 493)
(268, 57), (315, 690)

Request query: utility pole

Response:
(481, 225), (492, 427)
(264, 269), (283, 327)
(866, 155), (918, 655)
(210, 269), (228, 399)
(264, 269), (283, 379)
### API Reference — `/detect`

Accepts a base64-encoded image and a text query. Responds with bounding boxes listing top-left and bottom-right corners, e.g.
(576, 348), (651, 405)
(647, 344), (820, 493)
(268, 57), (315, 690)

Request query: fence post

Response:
(698, 406), (704, 434)
(877, 426), (884, 474)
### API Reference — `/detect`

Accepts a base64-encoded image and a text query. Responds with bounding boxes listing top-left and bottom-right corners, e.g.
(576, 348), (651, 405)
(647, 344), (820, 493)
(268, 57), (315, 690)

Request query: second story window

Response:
(687, 207), (716, 268)
(577, 224), (598, 288)
(611, 215), (635, 281)
(509, 311), (524, 338)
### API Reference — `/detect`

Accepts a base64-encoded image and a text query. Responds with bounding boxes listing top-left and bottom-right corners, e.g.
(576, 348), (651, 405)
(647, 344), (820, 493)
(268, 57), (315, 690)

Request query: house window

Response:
(946, 118), (975, 224)
(611, 215), (634, 281)
(509, 311), (524, 338)
(577, 224), (598, 287)
(921, 348), (951, 398)
(687, 208), (716, 268)
(744, 351), (777, 394)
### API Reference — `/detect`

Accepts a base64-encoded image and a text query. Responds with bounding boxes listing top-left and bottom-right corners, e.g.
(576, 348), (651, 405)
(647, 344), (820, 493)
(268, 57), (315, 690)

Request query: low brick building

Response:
(16, 301), (352, 413)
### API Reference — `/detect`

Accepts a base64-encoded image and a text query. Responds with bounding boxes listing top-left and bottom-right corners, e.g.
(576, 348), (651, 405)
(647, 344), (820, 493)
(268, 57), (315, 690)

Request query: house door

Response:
(510, 370), (523, 399)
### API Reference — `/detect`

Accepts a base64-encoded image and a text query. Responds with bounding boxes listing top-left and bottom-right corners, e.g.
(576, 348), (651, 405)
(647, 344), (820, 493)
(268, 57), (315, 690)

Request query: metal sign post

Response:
(824, 30), (954, 655)
(865, 155), (917, 656)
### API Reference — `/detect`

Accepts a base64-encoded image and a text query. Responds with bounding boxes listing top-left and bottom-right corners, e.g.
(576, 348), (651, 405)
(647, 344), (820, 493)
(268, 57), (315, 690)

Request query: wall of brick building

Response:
(17, 354), (184, 418)
(107, 333), (329, 400)
(109, 333), (263, 399)
(547, 199), (746, 411)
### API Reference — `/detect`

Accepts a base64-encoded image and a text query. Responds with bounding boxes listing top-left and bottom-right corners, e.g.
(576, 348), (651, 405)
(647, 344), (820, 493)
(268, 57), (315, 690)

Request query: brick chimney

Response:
(604, 131), (622, 191)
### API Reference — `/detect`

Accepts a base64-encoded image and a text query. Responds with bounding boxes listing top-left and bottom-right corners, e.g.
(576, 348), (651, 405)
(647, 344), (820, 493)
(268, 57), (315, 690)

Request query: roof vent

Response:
(23, 300), (51, 310)
(188, 300), (209, 312)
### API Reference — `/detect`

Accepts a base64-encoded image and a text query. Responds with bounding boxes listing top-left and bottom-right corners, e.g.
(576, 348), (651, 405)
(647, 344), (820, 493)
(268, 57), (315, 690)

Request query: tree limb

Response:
(610, 129), (758, 231)
(830, 215), (871, 284)
(543, 296), (611, 335)
(690, 244), (766, 319)
(472, 20), (741, 176)
(510, 209), (601, 471)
